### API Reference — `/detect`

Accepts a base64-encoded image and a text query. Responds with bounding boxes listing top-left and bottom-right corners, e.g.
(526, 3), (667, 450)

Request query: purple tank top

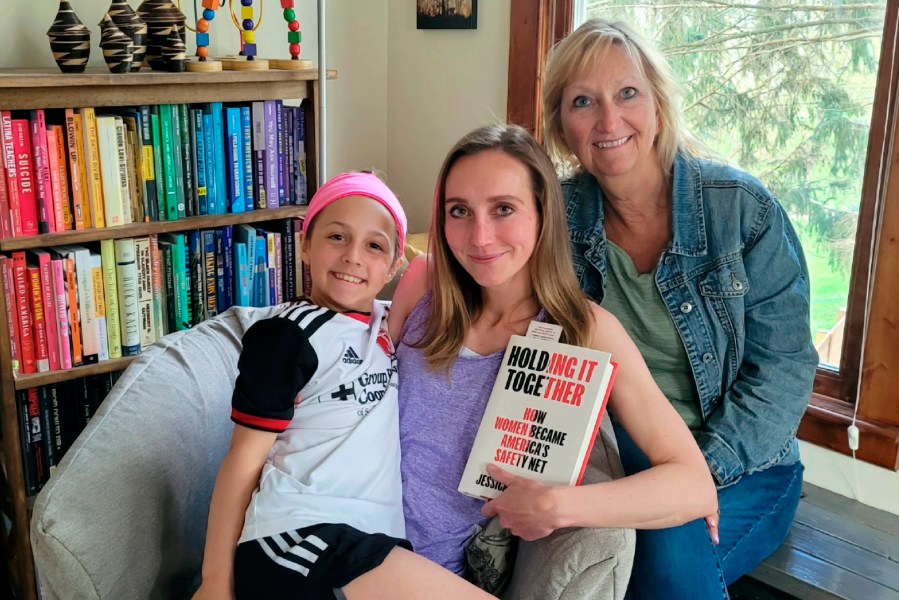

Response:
(397, 294), (544, 574)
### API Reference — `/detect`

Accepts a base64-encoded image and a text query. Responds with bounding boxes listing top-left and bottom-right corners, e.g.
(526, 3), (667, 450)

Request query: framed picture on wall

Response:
(417, 0), (478, 30)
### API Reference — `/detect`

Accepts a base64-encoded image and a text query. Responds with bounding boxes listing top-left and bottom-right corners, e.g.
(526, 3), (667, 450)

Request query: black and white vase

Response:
(107, 0), (147, 72)
(47, 0), (91, 73)
(136, 0), (186, 71)
(99, 13), (134, 74)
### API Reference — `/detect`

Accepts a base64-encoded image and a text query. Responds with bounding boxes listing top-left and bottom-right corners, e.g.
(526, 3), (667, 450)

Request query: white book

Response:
(458, 327), (618, 500)
(95, 115), (125, 227)
(134, 237), (156, 349)
(115, 237), (141, 356)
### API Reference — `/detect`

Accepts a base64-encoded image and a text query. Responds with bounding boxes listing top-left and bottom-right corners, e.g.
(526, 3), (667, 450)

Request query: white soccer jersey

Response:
(233, 300), (404, 543)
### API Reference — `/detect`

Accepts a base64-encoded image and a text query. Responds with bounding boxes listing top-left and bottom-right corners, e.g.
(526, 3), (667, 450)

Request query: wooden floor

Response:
(747, 482), (899, 599)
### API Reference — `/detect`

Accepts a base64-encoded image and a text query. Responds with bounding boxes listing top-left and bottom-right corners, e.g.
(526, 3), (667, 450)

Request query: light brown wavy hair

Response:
(543, 18), (708, 175)
(417, 124), (594, 372)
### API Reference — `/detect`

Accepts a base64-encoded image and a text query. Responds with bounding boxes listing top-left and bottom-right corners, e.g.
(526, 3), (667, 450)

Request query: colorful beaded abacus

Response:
(269, 0), (311, 70)
(221, 0), (268, 70)
(185, 0), (223, 71)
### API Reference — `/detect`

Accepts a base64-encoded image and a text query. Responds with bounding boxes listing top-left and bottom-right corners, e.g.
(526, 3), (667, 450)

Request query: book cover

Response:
(50, 249), (83, 366)
(240, 105), (254, 211)
(112, 117), (135, 223)
(138, 105), (159, 221)
(191, 108), (208, 215)
(148, 234), (166, 339)
(275, 100), (286, 206)
(43, 123), (66, 232)
(234, 224), (256, 306)
(458, 329), (618, 500)
(148, 106), (166, 221)
(294, 105), (308, 205)
(176, 104), (194, 218)
(211, 102), (227, 216)
(225, 107), (245, 214)
(21, 388), (47, 493)
(50, 257), (73, 370)
(27, 249), (61, 371)
(49, 124), (74, 230)
(202, 111), (218, 214)
(99, 239), (123, 359)
(187, 230), (205, 326)
(251, 101), (266, 209)
(0, 130), (9, 238)
(201, 229), (217, 317)
(263, 100), (278, 209)
(95, 116), (126, 227)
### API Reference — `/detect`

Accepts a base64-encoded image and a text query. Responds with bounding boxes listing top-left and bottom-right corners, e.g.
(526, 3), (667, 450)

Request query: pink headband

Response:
(303, 172), (407, 250)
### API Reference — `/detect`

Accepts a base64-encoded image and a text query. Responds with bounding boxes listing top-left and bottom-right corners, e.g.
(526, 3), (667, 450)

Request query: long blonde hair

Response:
(417, 124), (593, 372)
(543, 19), (707, 174)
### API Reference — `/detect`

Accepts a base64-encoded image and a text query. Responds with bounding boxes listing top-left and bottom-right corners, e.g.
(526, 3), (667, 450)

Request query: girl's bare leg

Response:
(342, 547), (494, 600)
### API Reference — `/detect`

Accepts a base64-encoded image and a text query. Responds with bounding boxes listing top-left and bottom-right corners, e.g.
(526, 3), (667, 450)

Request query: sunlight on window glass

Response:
(579, 0), (887, 367)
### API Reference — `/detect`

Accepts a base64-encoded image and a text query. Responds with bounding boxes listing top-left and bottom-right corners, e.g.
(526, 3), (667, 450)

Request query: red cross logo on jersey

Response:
(377, 328), (394, 356)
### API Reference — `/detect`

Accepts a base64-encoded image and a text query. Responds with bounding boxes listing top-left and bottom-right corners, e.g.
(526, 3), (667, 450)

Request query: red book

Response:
(27, 266), (50, 372)
(1, 111), (22, 236)
(30, 110), (56, 233)
(28, 249), (61, 371)
(0, 135), (10, 239)
(10, 119), (39, 236)
(11, 251), (36, 374)
(0, 256), (22, 375)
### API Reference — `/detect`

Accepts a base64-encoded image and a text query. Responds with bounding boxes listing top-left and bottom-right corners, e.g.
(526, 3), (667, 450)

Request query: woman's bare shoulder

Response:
(388, 255), (430, 342)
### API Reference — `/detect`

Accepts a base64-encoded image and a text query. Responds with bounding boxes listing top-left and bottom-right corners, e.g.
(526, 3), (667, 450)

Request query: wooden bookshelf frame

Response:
(0, 67), (330, 600)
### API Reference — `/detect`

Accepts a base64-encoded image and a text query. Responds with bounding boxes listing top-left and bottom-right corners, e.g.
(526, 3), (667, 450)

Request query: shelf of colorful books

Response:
(0, 205), (307, 251)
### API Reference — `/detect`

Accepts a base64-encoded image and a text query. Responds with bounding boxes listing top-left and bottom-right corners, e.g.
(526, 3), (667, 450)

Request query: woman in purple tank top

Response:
(389, 125), (717, 591)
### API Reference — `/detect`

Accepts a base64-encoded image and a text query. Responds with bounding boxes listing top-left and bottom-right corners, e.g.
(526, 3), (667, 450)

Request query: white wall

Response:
(801, 441), (899, 515)
(386, 0), (510, 232)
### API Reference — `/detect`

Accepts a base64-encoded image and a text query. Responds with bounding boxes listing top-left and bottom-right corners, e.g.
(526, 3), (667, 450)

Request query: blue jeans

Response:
(613, 422), (804, 599)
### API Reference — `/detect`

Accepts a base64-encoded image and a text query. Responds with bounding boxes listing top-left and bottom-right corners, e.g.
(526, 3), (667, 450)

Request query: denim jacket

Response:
(563, 153), (818, 487)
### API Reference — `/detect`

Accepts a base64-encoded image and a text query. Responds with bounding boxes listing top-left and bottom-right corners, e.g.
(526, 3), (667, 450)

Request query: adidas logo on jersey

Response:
(342, 347), (363, 364)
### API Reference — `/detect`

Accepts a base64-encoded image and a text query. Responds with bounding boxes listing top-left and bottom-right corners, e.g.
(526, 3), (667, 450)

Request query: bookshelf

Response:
(0, 67), (333, 600)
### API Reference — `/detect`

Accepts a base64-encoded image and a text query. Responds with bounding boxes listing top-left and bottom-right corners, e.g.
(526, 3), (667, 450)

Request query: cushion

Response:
(30, 306), (280, 600)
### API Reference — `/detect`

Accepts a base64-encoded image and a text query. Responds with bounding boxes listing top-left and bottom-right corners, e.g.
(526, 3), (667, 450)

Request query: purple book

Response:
(276, 100), (286, 206)
(263, 101), (278, 209)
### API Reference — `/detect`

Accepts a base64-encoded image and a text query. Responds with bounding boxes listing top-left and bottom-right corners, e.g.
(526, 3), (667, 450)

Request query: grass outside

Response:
(793, 221), (851, 335)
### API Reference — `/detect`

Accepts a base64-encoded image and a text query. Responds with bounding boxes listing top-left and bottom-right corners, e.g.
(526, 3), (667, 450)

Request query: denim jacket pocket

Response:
(699, 261), (750, 299)
(697, 260), (750, 379)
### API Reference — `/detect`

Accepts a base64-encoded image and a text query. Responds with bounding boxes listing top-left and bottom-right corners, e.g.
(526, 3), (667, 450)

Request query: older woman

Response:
(542, 19), (819, 598)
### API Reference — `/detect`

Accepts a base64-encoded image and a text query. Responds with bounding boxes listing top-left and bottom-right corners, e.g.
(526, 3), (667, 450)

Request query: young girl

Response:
(194, 173), (493, 600)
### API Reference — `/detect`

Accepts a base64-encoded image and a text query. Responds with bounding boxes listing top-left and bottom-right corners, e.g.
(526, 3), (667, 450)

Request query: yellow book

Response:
(89, 252), (110, 361)
(99, 240), (123, 359)
(79, 107), (106, 228)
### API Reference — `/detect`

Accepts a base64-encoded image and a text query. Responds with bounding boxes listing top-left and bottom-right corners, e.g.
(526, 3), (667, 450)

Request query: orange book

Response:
(52, 124), (73, 230)
(65, 109), (88, 230)
(45, 124), (67, 233)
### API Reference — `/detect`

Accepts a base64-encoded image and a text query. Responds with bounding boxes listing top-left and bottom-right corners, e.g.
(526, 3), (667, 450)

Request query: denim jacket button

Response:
(702, 352), (714, 363)
(680, 302), (693, 314)
(733, 280), (744, 291)
(664, 256), (673, 266)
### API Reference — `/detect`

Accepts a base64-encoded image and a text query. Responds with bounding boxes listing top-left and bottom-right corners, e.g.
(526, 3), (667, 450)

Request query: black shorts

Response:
(234, 523), (411, 600)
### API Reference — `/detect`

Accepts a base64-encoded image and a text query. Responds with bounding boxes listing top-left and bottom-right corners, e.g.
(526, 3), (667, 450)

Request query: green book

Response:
(158, 105), (179, 221)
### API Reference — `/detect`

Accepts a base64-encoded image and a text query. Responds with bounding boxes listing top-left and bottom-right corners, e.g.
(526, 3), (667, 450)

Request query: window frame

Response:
(508, 0), (899, 470)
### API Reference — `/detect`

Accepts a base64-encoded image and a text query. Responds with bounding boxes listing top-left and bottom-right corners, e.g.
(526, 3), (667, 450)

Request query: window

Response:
(509, 0), (899, 469)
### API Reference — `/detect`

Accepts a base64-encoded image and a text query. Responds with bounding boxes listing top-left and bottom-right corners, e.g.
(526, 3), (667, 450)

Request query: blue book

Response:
(225, 107), (245, 214)
(234, 242), (250, 307)
(202, 229), (217, 318)
(234, 224), (256, 306)
(294, 106), (308, 205)
(212, 102), (227, 215)
(192, 108), (208, 215)
(240, 106), (254, 212)
(188, 230), (204, 325)
(254, 233), (268, 307)
(202, 112), (217, 214)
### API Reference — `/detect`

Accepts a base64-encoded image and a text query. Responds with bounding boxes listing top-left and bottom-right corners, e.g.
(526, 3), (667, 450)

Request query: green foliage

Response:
(585, 0), (886, 274)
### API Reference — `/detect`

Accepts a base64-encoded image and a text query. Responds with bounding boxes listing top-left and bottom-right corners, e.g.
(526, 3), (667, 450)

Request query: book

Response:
(458, 325), (618, 500)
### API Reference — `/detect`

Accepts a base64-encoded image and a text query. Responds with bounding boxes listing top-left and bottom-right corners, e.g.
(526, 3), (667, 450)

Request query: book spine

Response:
(61, 256), (82, 366)
(51, 125), (73, 230)
(159, 105), (179, 221)
(114, 119), (134, 224)
(11, 120), (40, 236)
(240, 106), (254, 212)
(114, 237), (141, 355)
(18, 390), (38, 495)
(43, 124), (66, 232)
(51, 258), (73, 370)
(251, 102), (266, 209)
(134, 237), (156, 349)
(99, 240), (123, 359)
(28, 266), (50, 372)
(192, 109), (208, 215)
(0, 135), (10, 238)
(171, 105), (187, 219)
(66, 111), (88, 230)
(139, 105), (158, 221)
(149, 234), (166, 339)
(149, 106), (166, 221)
(1, 112), (22, 236)
(80, 108), (106, 228)
(36, 253), (61, 371)
(71, 247), (98, 364)
(30, 110), (55, 233)
(202, 112), (217, 214)
(24, 388), (47, 492)
(188, 230), (205, 326)
(212, 102), (227, 215)
(95, 117), (125, 227)
(285, 108), (295, 205)
(202, 229), (217, 317)
(160, 241), (176, 333)
(1, 256), (22, 375)
(280, 219), (296, 300)
(225, 107), (244, 214)
(177, 104), (195, 218)
(38, 386), (58, 477)
(221, 225), (234, 311)
(263, 101), (278, 209)
(90, 252), (109, 362)
(275, 100), (286, 206)
(234, 241), (249, 306)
